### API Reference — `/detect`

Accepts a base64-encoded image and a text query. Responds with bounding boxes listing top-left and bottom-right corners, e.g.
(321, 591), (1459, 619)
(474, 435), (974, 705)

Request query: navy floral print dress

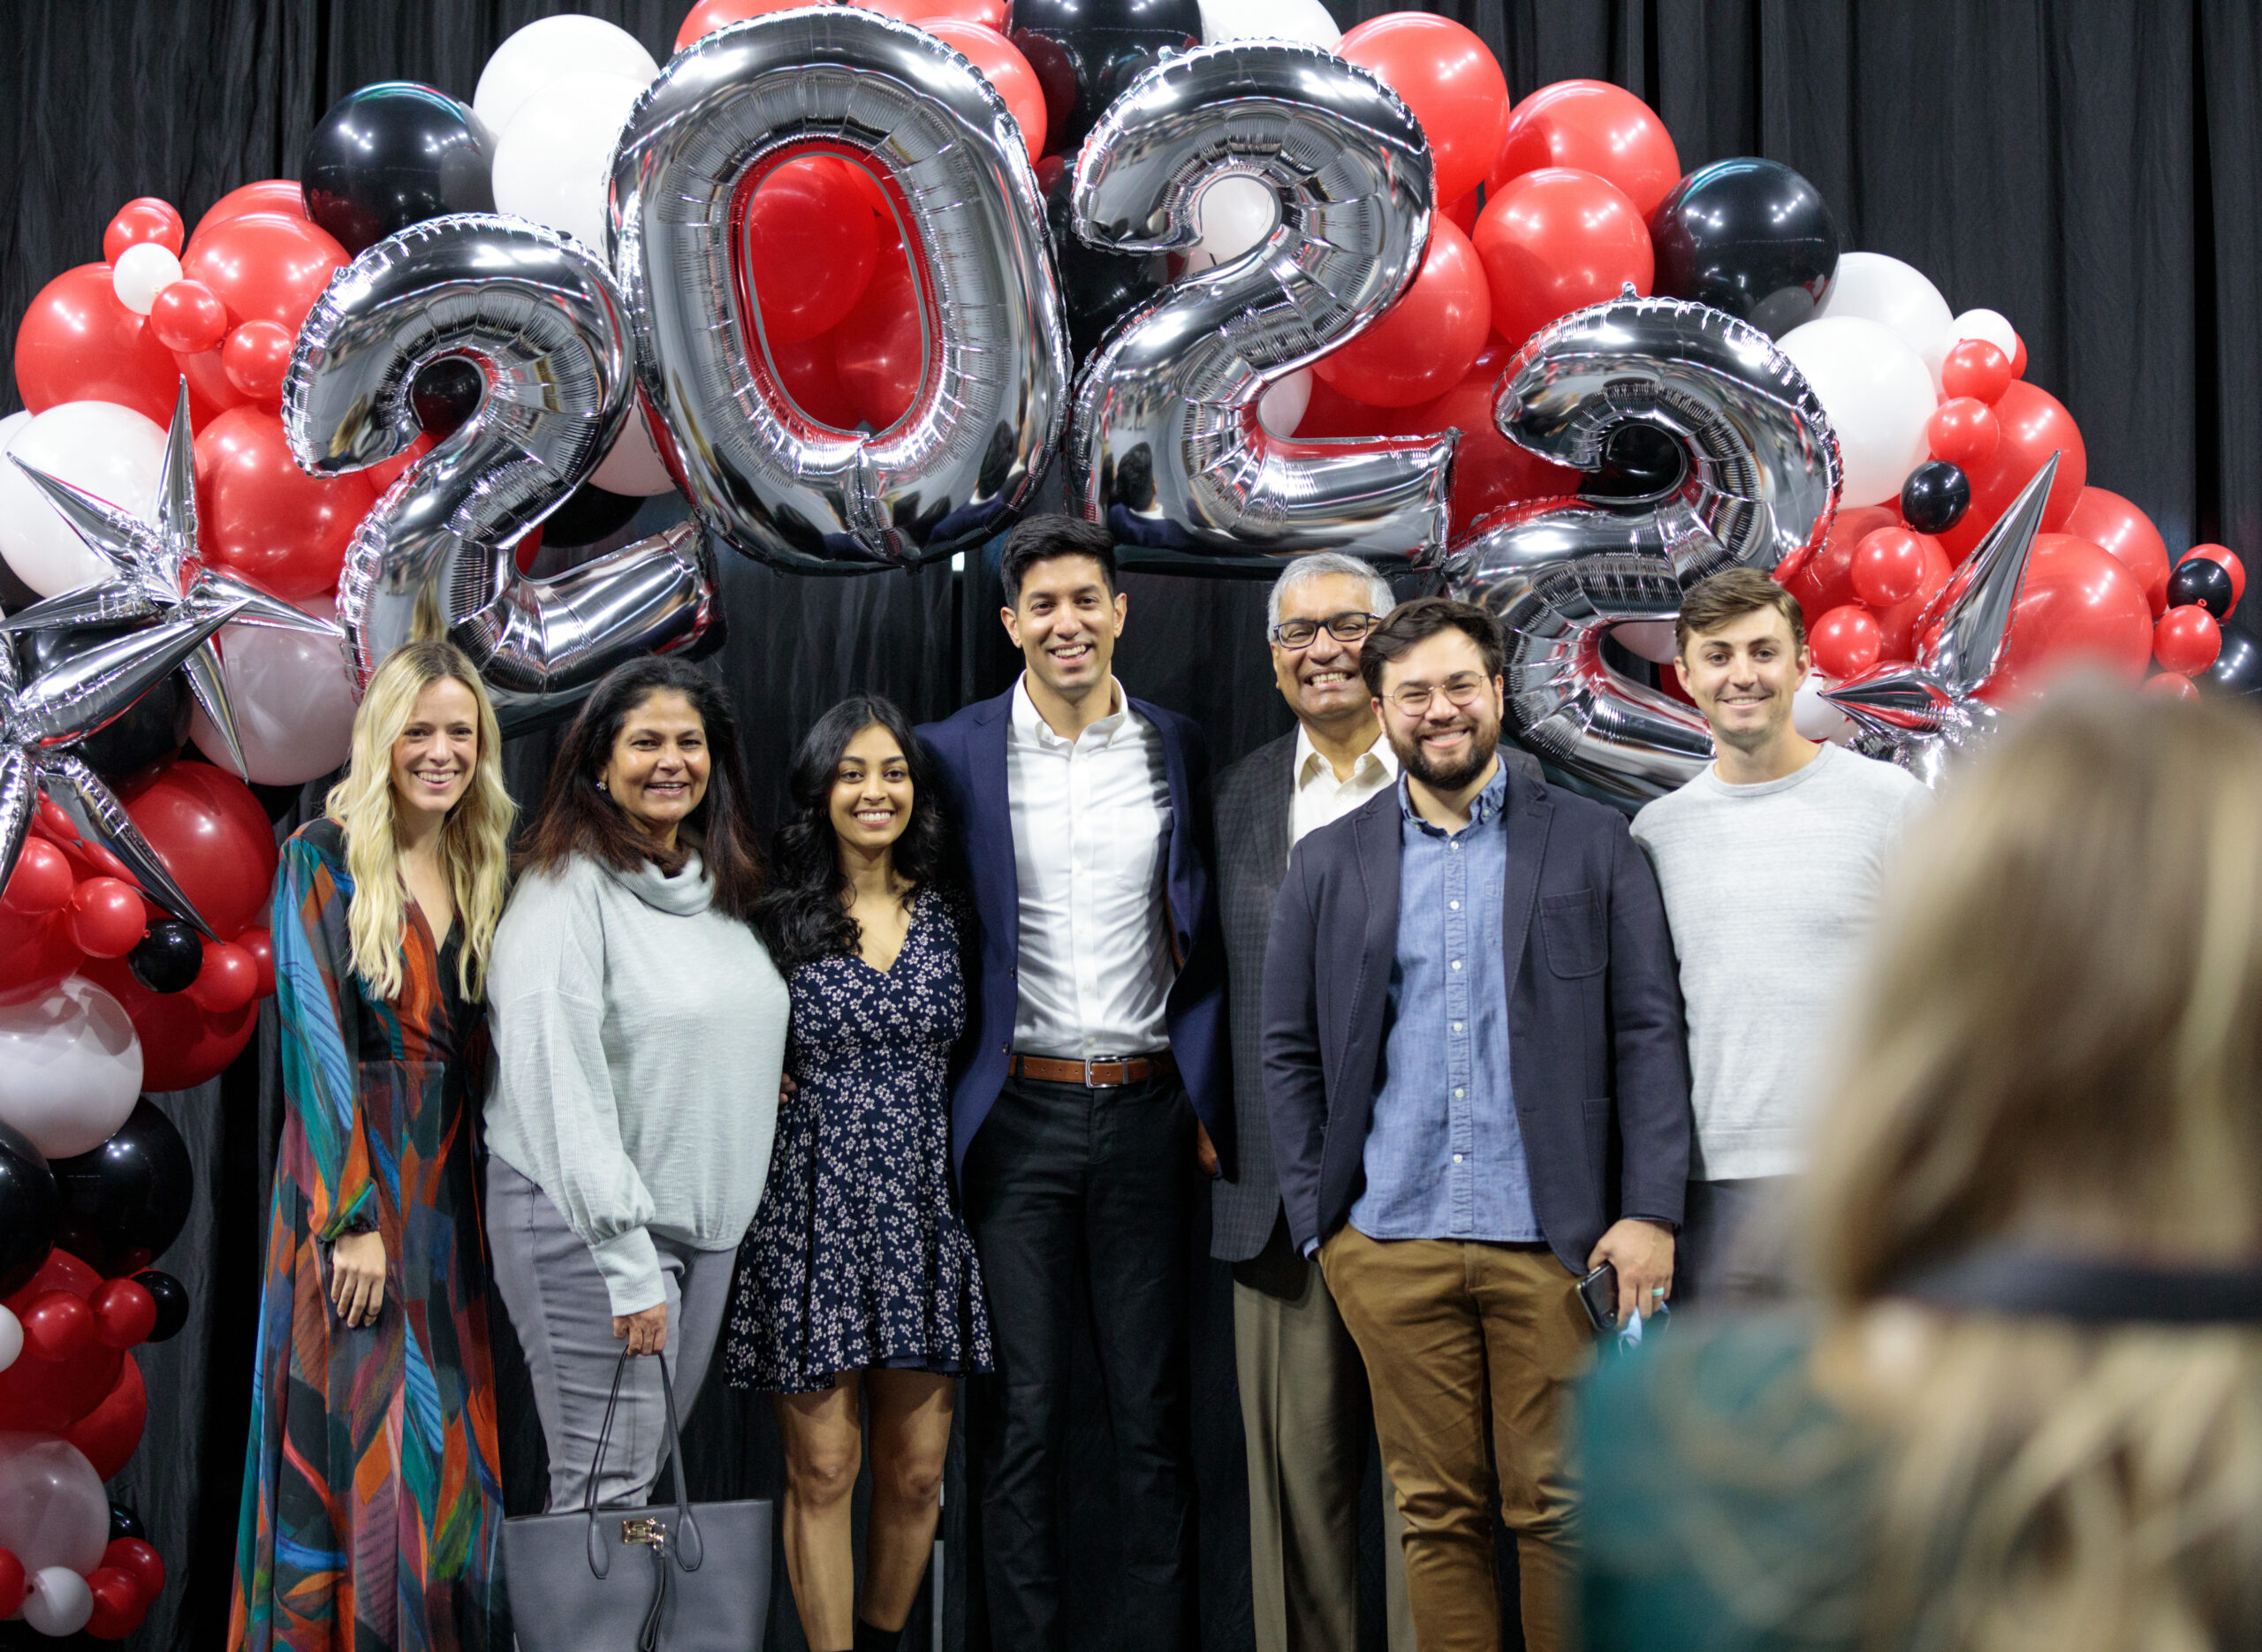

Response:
(725, 888), (993, 1393)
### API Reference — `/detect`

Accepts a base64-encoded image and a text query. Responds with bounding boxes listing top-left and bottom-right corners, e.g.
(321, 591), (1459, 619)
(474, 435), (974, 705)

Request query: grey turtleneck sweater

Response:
(484, 850), (789, 1315)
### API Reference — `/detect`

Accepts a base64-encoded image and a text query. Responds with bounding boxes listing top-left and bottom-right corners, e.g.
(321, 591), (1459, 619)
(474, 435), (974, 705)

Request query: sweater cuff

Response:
(589, 1228), (664, 1317)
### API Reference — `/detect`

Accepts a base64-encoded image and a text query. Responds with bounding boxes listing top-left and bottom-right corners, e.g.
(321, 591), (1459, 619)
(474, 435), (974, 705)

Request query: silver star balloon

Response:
(1822, 453), (2062, 785)
(0, 599), (247, 936)
(0, 380), (338, 778)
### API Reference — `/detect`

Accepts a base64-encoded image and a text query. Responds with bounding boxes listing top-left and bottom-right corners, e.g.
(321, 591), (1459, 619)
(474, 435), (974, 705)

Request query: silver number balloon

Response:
(611, 7), (1070, 573)
(286, 215), (717, 729)
(1065, 42), (1455, 571)
(1448, 295), (1841, 809)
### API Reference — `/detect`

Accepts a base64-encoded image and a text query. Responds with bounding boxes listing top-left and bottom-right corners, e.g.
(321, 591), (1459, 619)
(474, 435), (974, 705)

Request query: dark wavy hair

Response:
(754, 695), (955, 970)
(516, 657), (766, 925)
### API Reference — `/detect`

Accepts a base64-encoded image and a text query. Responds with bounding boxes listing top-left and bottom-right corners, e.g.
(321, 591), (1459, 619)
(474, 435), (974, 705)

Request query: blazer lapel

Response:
(1499, 770), (1553, 1003)
(1253, 733), (1295, 876)
(1349, 790), (1401, 1056)
(972, 693), (1019, 927)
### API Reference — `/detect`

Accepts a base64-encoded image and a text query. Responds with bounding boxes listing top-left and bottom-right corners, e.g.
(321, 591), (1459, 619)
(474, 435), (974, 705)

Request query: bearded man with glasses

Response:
(1261, 596), (1689, 1652)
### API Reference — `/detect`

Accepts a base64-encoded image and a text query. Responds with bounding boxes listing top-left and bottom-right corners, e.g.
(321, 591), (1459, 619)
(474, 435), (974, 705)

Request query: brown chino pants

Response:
(1319, 1225), (1590, 1652)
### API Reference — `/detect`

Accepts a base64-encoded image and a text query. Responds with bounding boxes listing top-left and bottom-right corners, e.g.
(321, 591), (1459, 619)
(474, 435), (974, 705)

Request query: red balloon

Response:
(148, 278), (227, 355)
(852, 0), (1009, 25)
(2186, 542), (2247, 608)
(1472, 167), (1651, 349)
(188, 180), (308, 248)
(239, 927), (277, 998)
(769, 330), (862, 429)
(2144, 671), (2198, 700)
(2061, 487), (2170, 617)
(21, 1290), (95, 1360)
(831, 259), (926, 430)
(2009, 331), (2027, 379)
(1851, 527), (1928, 607)
(194, 406), (378, 600)
(11, 263), (182, 428)
(188, 940), (259, 1015)
(1441, 189), (1481, 235)
(2154, 604), (2223, 676)
(1337, 14), (1510, 206)
(103, 199), (186, 264)
(65, 1354), (146, 1482)
(0, 908), (82, 1004)
(1872, 534), (1953, 662)
(102, 1539), (164, 1602)
(1938, 380), (2087, 560)
(1394, 363), (1581, 524)
(117, 760), (279, 942)
(1980, 533), (2152, 703)
(1288, 373), (1393, 439)
(176, 213), (346, 418)
(1488, 80), (1681, 220)
(742, 157), (881, 345)
(84, 954), (260, 1093)
(1925, 397), (1999, 468)
(91, 1279), (156, 1350)
(85, 1565), (149, 1641)
(0, 1255), (120, 1432)
(1810, 605), (1883, 679)
(221, 320), (293, 405)
(0, 1549), (23, 1618)
(3, 838), (73, 917)
(677, 0), (826, 49)
(1312, 217), (1491, 408)
(1785, 504), (1901, 621)
(925, 22), (1047, 161)
(66, 877), (146, 959)
(1939, 338), (2013, 405)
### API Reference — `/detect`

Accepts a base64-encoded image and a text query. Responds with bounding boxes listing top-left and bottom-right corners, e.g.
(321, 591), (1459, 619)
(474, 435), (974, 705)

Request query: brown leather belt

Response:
(1009, 1050), (1177, 1088)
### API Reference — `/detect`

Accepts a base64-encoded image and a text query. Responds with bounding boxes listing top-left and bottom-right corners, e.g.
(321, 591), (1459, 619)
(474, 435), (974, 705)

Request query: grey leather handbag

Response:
(503, 1347), (771, 1652)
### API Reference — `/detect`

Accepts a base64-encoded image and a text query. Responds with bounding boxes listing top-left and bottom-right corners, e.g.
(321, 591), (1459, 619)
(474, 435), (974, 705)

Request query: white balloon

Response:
(0, 979), (142, 1160)
(1186, 174), (1278, 273)
(110, 243), (184, 317)
(590, 408), (680, 496)
(0, 1307), (18, 1374)
(1257, 368), (1311, 439)
(0, 1435), (110, 1574)
(1615, 619), (1681, 663)
(1793, 667), (1854, 742)
(1818, 252), (1954, 384)
(491, 71), (651, 254)
(474, 13), (658, 137)
(1197, 0), (1341, 46)
(187, 596), (359, 786)
(1944, 306), (2018, 362)
(0, 401), (166, 597)
(21, 1568), (95, 1637)
(1777, 317), (1936, 508)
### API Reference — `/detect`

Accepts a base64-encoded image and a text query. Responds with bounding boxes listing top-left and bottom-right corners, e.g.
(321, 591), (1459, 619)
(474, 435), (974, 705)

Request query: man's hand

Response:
(1195, 1121), (1218, 1178)
(613, 1302), (668, 1356)
(1587, 1218), (1674, 1326)
(329, 1230), (387, 1328)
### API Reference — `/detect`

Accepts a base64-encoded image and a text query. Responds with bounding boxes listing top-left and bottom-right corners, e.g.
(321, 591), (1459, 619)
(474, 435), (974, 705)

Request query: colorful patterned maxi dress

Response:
(231, 819), (505, 1652)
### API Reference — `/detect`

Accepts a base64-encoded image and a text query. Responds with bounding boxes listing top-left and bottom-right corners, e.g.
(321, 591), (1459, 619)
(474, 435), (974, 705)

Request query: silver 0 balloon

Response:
(1448, 294), (1841, 809)
(1065, 42), (1454, 572)
(611, 7), (1070, 574)
(285, 214), (718, 729)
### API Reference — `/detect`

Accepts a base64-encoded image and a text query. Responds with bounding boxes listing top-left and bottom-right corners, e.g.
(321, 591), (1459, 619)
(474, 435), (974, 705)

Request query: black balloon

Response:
(1650, 158), (1841, 338)
(127, 919), (205, 995)
(1899, 460), (1971, 535)
(302, 83), (496, 256)
(49, 1099), (193, 1277)
(15, 623), (191, 783)
(0, 1121), (57, 1299)
(2167, 554), (2236, 619)
(1013, 26), (1196, 158)
(410, 355), (486, 440)
(1042, 160), (1166, 366)
(108, 1504), (146, 1543)
(133, 1269), (190, 1342)
(1584, 424), (1688, 503)
(2204, 628), (2262, 694)
(542, 482), (645, 549)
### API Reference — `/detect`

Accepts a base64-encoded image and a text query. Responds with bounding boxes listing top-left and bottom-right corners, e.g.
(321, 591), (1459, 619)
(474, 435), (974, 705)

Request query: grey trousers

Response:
(485, 1157), (738, 1511)
(1678, 1176), (1795, 1310)
(1233, 1220), (1416, 1652)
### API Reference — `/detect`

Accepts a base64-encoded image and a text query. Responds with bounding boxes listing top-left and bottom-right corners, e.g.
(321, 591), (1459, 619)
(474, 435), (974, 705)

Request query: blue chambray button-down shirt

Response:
(1349, 762), (1541, 1242)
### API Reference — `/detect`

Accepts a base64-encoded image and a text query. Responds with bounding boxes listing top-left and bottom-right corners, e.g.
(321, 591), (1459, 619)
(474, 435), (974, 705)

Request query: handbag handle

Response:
(581, 1345), (709, 1580)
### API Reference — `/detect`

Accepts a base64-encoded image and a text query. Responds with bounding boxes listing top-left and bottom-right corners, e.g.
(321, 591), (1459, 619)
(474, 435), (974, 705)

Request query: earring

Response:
(596, 778), (609, 792)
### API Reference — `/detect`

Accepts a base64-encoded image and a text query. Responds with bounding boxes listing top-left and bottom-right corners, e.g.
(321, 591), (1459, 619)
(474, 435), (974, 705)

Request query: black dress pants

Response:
(960, 1071), (1196, 1652)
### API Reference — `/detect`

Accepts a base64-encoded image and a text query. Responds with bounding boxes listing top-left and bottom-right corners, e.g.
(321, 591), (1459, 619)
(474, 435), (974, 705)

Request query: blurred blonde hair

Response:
(1803, 682), (2262, 1650)
(324, 640), (513, 1001)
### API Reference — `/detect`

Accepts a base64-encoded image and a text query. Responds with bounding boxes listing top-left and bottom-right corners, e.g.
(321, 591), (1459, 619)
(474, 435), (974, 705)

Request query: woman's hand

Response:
(613, 1302), (668, 1356)
(330, 1230), (388, 1328)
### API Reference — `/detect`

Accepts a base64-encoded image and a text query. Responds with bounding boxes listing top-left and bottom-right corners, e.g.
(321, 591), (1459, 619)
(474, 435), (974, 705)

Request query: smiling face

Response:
(828, 721), (914, 857)
(1001, 552), (1127, 702)
(600, 689), (711, 848)
(389, 676), (480, 825)
(1676, 605), (1810, 756)
(1376, 627), (1505, 793)
(1271, 572), (1382, 736)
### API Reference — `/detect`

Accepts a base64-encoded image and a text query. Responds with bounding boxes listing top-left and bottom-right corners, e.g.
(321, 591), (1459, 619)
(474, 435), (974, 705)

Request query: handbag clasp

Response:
(622, 1516), (668, 1550)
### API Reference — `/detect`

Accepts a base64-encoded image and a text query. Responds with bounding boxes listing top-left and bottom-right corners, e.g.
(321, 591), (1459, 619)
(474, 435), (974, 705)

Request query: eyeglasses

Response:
(1385, 673), (1492, 716)
(1270, 611), (1381, 649)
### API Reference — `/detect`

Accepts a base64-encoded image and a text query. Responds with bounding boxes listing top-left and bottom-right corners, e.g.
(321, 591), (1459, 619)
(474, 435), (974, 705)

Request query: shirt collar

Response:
(1293, 723), (1398, 788)
(1398, 757), (1510, 836)
(1011, 672), (1131, 752)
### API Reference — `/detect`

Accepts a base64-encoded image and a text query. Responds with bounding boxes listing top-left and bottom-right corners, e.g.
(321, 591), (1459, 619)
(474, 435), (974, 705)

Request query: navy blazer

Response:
(1260, 765), (1689, 1275)
(917, 687), (1232, 1171)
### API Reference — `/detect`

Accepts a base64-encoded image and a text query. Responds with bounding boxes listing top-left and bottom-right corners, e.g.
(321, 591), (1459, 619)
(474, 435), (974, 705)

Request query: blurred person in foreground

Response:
(1583, 683), (2262, 1652)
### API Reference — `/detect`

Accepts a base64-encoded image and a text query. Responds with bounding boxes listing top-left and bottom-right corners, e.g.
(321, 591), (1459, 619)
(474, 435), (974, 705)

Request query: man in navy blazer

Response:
(1262, 598), (1690, 1652)
(917, 515), (1227, 1652)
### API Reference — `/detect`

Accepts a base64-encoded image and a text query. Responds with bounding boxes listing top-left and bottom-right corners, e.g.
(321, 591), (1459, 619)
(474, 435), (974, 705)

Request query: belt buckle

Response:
(1084, 1055), (1128, 1087)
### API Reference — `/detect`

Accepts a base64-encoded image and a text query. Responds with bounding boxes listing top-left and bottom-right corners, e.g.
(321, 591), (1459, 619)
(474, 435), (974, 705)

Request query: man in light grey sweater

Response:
(1630, 569), (1928, 1306)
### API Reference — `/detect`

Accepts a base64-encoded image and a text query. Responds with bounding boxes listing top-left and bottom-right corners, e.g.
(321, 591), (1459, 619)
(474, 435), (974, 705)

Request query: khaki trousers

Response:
(1233, 1222), (1416, 1652)
(1320, 1227), (1590, 1652)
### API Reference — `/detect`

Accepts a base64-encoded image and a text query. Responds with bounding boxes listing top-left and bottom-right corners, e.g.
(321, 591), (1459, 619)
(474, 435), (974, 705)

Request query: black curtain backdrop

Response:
(1, 4), (2257, 1649)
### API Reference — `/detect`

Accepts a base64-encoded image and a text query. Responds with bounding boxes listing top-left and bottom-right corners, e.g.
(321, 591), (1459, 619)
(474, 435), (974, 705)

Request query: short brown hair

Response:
(1674, 568), (1807, 658)
(1358, 597), (1505, 699)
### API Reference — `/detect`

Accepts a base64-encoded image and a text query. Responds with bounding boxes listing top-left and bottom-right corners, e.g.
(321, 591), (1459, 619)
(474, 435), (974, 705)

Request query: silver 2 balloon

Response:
(1449, 295), (1841, 808)
(285, 215), (717, 729)
(611, 6), (1069, 573)
(1066, 42), (1455, 570)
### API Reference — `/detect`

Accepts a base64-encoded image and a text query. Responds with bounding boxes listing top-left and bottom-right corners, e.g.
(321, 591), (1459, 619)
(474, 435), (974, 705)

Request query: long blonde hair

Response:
(1802, 684), (2262, 1649)
(324, 640), (513, 1001)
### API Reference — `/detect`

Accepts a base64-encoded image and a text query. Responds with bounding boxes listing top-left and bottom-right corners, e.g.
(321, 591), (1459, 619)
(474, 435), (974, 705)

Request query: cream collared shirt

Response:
(1288, 722), (1400, 857)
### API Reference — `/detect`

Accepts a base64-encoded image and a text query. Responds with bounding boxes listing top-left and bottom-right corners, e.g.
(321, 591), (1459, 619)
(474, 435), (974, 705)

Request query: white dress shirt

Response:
(1289, 722), (1400, 853)
(1007, 674), (1177, 1057)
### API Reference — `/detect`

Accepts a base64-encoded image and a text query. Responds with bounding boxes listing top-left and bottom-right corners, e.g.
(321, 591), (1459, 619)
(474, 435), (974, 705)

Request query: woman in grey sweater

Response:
(484, 657), (788, 1509)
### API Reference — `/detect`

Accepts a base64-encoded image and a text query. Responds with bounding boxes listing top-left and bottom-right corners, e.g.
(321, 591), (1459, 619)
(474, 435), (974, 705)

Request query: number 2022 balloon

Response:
(1450, 294), (1841, 808)
(285, 216), (717, 730)
(611, 7), (1071, 574)
(1066, 42), (1456, 571)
